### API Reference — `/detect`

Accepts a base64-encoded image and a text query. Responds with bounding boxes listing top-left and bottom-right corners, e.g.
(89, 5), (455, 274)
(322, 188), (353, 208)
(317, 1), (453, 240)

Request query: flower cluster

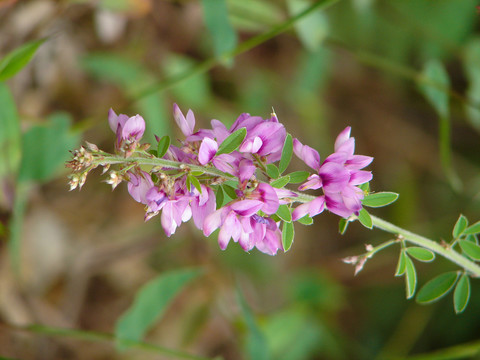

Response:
(67, 104), (373, 255)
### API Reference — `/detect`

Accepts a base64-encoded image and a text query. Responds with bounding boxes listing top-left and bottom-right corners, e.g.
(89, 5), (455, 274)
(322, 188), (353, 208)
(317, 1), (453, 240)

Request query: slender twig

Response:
(4, 324), (216, 360)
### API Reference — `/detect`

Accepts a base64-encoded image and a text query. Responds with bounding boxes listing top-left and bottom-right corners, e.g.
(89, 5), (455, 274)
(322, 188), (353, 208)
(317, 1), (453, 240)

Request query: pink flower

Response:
(294, 127), (373, 218)
(127, 171), (154, 204)
(108, 109), (145, 150)
(173, 103), (195, 137)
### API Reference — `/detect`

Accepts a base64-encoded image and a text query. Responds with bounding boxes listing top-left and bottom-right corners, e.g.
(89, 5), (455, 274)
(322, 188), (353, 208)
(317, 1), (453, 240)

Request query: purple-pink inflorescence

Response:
(68, 104), (373, 255)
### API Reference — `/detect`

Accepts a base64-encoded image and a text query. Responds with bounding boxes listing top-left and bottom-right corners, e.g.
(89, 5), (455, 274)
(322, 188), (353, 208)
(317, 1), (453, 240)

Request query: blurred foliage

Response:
(1, 0), (480, 359)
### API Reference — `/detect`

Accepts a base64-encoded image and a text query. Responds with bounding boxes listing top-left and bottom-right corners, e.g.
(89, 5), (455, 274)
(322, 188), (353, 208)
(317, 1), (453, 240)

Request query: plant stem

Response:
(97, 155), (236, 179)
(7, 324), (214, 360)
(370, 215), (480, 278)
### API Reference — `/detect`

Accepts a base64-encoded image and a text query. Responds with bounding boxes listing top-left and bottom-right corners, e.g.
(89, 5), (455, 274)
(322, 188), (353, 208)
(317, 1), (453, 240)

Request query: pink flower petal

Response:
(198, 137), (218, 165)
(293, 138), (321, 171)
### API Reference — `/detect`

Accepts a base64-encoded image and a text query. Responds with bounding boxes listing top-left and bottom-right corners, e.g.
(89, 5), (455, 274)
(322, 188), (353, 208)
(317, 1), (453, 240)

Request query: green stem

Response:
(97, 155), (236, 179)
(132, 0), (339, 102)
(11, 324), (215, 360)
(370, 215), (480, 278)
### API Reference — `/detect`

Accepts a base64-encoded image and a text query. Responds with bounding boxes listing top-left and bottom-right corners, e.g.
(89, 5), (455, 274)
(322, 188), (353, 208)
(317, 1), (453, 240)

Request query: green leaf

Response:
(270, 175), (290, 189)
(338, 218), (349, 234)
(0, 83), (21, 179)
(297, 215), (313, 225)
(406, 247), (435, 262)
(454, 274), (471, 314)
(201, 0), (238, 59)
(287, 171), (309, 184)
(419, 59), (450, 119)
(458, 240), (480, 261)
(276, 205), (292, 223)
(156, 135), (170, 158)
(266, 164), (280, 179)
(287, 0), (328, 52)
(190, 170), (204, 176)
(358, 182), (370, 193)
(216, 127), (246, 155)
(362, 192), (399, 208)
(465, 234), (478, 244)
(453, 214), (468, 239)
(187, 174), (202, 194)
(416, 272), (458, 304)
(464, 221), (480, 236)
(405, 256), (417, 299)
(395, 250), (406, 276)
(357, 208), (373, 229)
(185, 175), (192, 192)
(222, 184), (237, 200)
(215, 186), (224, 209)
(115, 268), (202, 345)
(282, 221), (294, 252)
(278, 134), (293, 174)
(0, 38), (46, 81)
(18, 113), (79, 182)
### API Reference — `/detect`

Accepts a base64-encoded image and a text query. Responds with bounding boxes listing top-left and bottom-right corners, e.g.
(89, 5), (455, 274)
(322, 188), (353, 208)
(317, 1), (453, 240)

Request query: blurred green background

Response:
(1, 0), (480, 359)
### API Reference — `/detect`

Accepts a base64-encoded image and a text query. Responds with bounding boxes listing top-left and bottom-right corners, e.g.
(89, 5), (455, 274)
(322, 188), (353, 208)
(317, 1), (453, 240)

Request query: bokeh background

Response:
(1, 0), (480, 359)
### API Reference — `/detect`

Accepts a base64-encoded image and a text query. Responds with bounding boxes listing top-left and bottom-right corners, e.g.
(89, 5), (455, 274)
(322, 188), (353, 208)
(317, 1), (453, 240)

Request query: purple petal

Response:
(108, 108), (118, 133)
(161, 202), (177, 237)
(335, 137), (355, 157)
(298, 174), (322, 191)
(211, 120), (230, 143)
(122, 115), (145, 140)
(238, 159), (256, 184)
(230, 114), (263, 132)
(325, 193), (352, 218)
(346, 155), (373, 170)
(198, 137), (218, 165)
(257, 183), (279, 215)
(255, 229), (282, 256)
(230, 200), (263, 217)
(173, 103), (195, 137)
(334, 127), (351, 151)
(292, 196), (325, 221)
(349, 170), (373, 185)
(319, 162), (349, 193)
(239, 136), (263, 153)
(191, 187), (216, 230)
(203, 208), (225, 236)
(128, 171), (154, 204)
(239, 231), (254, 252)
(293, 138), (321, 171)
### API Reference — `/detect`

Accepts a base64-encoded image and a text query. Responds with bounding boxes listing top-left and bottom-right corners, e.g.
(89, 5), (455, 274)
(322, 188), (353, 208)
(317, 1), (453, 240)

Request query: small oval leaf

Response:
(222, 184), (237, 200)
(266, 164), (280, 179)
(458, 240), (480, 261)
(278, 134), (293, 174)
(282, 221), (294, 252)
(406, 247), (435, 262)
(405, 256), (417, 299)
(297, 215), (313, 225)
(454, 274), (471, 314)
(453, 214), (468, 238)
(270, 175), (290, 188)
(215, 186), (224, 209)
(156, 135), (171, 158)
(416, 272), (458, 304)
(216, 127), (246, 155)
(276, 204), (292, 223)
(395, 250), (406, 276)
(362, 192), (399, 208)
(287, 170), (310, 184)
(187, 174), (202, 193)
(357, 208), (373, 229)
(0, 38), (46, 81)
(464, 221), (480, 236)
(338, 218), (349, 235)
